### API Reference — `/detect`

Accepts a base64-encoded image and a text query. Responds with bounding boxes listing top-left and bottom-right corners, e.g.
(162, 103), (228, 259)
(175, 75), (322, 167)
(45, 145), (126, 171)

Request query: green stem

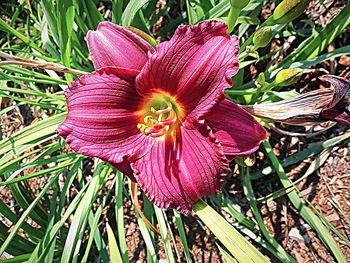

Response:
(241, 167), (297, 263)
(263, 140), (347, 263)
(225, 81), (273, 96)
(225, 88), (258, 95)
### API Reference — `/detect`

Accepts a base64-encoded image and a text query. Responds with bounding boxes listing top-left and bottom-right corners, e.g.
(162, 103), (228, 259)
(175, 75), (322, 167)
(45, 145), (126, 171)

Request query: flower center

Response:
(136, 92), (184, 139)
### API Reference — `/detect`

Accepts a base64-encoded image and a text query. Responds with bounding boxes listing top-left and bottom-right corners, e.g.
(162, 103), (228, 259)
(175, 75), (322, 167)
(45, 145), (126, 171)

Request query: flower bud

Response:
(253, 26), (272, 49)
(235, 154), (256, 167)
(227, 0), (250, 33)
(274, 68), (303, 86)
(272, 0), (310, 24)
(231, 0), (250, 10)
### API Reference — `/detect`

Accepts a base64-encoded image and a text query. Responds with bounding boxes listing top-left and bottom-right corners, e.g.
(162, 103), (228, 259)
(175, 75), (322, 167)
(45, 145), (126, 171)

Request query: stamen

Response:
(137, 101), (178, 138)
(151, 129), (167, 138)
(159, 115), (177, 126)
(143, 127), (152, 135)
(150, 126), (169, 138)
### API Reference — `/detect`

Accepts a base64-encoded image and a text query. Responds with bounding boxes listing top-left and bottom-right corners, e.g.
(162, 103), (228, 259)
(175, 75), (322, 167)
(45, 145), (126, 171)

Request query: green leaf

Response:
(154, 207), (175, 263)
(121, 0), (149, 26)
(56, 0), (75, 82)
(27, 182), (90, 263)
(0, 113), (66, 168)
(263, 140), (347, 263)
(82, 0), (103, 29)
(217, 244), (238, 263)
(0, 173), (59, 255)
(242, 168), (297, 263)
(270, 4), (350, 72)
(60, 162), (111, 263)
(106, 223), (123, 263)
(112, 0), (124, 24)
(193, 200), (269, 263)
(0, 18), (47, 56)
(251, 132), (350, 180)
(0, 254), (31, 263)
(115, 171), (130, 263)
(41, 0), (60, 46)
(174, 210), (192, 263)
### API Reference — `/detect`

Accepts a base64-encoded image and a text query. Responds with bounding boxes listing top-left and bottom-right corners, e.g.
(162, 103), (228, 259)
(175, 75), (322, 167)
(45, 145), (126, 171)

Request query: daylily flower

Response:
(57, 21), (267, 214)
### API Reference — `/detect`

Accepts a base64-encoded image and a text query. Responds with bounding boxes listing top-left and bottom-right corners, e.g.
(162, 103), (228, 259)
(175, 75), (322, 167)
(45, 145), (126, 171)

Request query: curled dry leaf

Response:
(0, 51), (87, 75)
(242, 74), (350, 125)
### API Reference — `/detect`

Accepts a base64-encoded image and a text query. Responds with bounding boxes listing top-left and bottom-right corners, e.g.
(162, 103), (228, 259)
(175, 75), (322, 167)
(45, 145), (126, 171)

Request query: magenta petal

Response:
(135, 21), (239, 119)
(109, 159), (136, 181)
(87, 22), (154, 70)
(205, 100), (267, 159)
(57, 67), (154, 167)
(131, 126), (229, 214)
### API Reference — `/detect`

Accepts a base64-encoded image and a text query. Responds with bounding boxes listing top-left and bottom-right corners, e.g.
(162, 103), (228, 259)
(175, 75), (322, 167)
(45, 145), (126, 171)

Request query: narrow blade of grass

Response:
(0, 172), (59, 255)
(121, 0), (149, 26)
(115, 171), (130, 263)
(174, 210), (192, 263)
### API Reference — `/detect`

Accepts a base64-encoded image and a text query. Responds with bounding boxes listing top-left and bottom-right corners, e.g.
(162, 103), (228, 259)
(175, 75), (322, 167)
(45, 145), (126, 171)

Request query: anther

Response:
(144, 115), (153, 124)
(137, 124), (148, 132)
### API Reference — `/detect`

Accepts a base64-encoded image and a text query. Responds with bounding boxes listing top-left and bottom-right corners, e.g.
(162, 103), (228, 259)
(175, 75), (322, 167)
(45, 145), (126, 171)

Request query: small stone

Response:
(288, 227), (311, 244)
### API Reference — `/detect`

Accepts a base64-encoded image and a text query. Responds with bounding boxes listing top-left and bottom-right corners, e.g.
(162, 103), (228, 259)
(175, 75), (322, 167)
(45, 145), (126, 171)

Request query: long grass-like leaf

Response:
(56, 0), (75, 82)
(106, 222), (123, 263)
(242, 167), (297, 263)
(251, 132), (350, 180)
(121, 0), (149, 26)
(174, 210), (192, 263)
(0, 113), (65, 158)
(154, 207), (175, 263)
(60, 162), (111, 263)
(193, 200), (269, 263)
(263, 140), (347, 263)
(0, 172), (59, 255)
(27, 182), (90, 262)
(115, 171), (130, 263)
